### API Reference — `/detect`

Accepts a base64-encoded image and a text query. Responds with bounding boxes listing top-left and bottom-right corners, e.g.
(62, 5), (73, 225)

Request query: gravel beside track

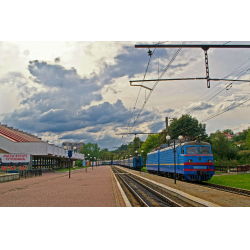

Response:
(116, 166), (250, 207)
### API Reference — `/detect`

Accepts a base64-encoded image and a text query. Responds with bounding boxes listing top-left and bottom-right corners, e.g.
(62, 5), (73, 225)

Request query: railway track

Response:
(199, 182), (250, 197)
(111, 166), (182, 207)
(117, 165), (250, 198)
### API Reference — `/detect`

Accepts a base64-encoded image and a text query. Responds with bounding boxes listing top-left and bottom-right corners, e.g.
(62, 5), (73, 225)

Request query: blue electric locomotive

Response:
(113, 156), (143, 169)
(146, 140), (214, 181)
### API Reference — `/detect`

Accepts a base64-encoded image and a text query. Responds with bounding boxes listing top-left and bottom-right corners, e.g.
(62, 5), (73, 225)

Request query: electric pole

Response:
(165, 117), (168, 143)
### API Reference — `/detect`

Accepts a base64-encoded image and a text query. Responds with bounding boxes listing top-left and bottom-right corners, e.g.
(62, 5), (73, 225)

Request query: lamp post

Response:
(166, 135), (183, 184)
(87, 154), (90, 172)
(141, 150), (144, 167)
(68, 150), (73, 178)
(90, 157), (93, 170)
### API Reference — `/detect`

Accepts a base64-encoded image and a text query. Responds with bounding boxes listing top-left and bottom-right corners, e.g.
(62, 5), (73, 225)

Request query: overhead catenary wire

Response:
(121, 42), (161, 144)
(170, 94), (250, 137)
(170, 59), (250, 123)
(122, 41), (187, 144)
(121, 42), (250, 145)
(232, 124), (250, 132)
(183, 57), (250, 116)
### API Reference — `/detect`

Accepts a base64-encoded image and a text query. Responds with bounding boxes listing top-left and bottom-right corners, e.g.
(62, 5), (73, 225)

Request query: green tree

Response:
(223, 129), (234, 135)
(246, 130), (250, 150)
(80, 142), (100, 159)
(140, 134), (160, 163)
(233, 129), (249, 143)
(168, 114), (207, 140)
(210, 130), (238, 161)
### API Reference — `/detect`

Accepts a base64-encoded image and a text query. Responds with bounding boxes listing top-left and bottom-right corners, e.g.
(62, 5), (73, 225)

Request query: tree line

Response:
(76, 114), (250, 167)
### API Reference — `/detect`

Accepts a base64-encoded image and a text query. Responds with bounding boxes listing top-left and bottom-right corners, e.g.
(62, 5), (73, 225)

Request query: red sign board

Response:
(0, 166), (28, 171)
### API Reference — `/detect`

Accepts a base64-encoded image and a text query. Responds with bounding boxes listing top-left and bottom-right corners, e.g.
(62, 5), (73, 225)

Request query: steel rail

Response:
(112, 167), (149, 207)
(126, 174), (182, 207)
(199, 182), (250, 197)
(130, 167), (250, 198)
(112, 166), (181, 207)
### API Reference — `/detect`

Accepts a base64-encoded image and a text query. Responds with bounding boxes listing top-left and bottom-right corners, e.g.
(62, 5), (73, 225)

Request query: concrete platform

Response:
(0, 166), (126, 207)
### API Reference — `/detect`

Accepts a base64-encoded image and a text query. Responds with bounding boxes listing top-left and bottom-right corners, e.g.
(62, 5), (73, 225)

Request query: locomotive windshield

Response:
(186, 146), (198, 154)
(200, 146), (211, 154)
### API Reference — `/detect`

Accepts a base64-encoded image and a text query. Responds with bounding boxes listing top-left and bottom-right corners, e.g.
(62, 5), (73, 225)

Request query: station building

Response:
(0, 123), (84, 170)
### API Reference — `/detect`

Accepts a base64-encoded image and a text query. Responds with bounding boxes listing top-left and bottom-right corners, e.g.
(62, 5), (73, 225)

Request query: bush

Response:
(236, 150), (250, 165)
(214, 158), (240, 168)
(74, 160), (83, 167)
(237, 150), (250, 157)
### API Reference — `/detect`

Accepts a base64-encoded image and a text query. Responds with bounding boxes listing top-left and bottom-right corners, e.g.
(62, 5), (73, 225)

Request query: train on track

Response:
(113, 156), (143, 169)
(146, 140), (214, 181)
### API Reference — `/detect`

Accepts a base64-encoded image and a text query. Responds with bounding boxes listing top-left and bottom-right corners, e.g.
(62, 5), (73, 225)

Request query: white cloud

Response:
(1, 41), (250, 149)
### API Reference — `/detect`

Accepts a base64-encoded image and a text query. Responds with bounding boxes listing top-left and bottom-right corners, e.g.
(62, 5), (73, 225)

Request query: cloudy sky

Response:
(0, 41), (250, 149)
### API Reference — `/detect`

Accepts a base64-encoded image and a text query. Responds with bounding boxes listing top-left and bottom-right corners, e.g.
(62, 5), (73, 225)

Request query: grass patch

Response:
(205, 173), (250, 190)
(140, 167), (148, 172)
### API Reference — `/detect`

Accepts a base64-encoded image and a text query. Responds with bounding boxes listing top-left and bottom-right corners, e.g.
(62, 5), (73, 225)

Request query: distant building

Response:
(224, 133), (233, 140)
(62, 142), (85, 153)
(234, 132), (242, 137)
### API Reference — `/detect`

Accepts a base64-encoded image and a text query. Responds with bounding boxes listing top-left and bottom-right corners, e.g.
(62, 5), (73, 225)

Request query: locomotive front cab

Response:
(133, 156), (142, 168)
(183, 142), (214, 182)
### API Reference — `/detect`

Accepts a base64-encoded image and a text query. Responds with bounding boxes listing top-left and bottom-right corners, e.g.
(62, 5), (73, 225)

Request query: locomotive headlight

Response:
(207, 159), (212, 163)
(187, 159), (193, 163)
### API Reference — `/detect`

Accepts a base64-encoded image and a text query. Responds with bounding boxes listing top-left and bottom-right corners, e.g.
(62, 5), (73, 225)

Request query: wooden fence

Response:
(215, 165), (249, 173)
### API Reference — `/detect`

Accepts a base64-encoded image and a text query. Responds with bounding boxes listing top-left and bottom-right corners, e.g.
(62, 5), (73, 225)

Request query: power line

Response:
(232, 124), (250, 132)
(171, 59), (250, 121)
(171, 94), (250, 137)
(123, 41), (186, 144)
(122, 42), (161, 144)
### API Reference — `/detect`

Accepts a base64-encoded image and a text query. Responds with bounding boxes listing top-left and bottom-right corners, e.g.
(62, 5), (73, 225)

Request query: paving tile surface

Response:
(0, 166), (125, 207)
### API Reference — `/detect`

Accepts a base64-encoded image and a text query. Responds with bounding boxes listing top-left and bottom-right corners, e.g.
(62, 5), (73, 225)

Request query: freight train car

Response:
(146, 140), (214, 181)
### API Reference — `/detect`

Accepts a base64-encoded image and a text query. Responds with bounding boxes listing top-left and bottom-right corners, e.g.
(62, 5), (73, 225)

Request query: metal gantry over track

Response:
(130, 43), (250, 88)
